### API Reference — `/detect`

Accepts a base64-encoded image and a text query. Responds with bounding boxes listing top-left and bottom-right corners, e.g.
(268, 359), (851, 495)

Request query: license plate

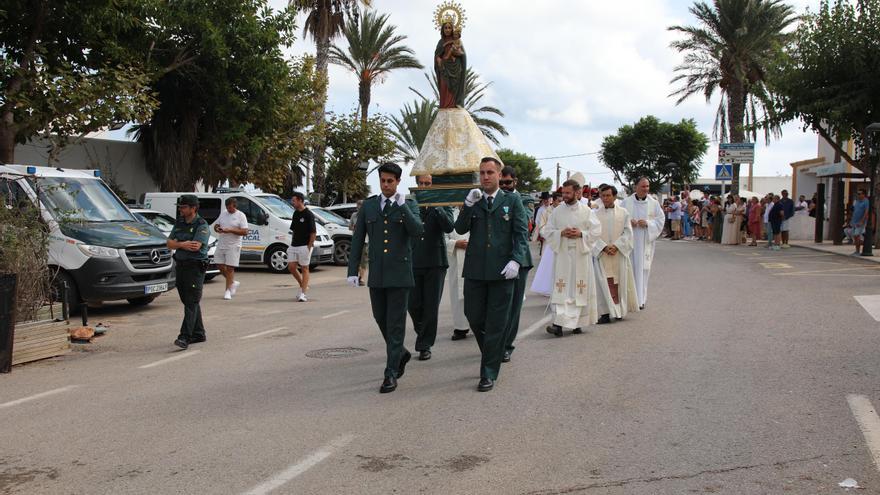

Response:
(145, 283), (168, 294)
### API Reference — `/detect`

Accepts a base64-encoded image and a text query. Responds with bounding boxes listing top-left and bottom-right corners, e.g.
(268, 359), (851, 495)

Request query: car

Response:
(310, 206), (354, 266)
(325, 202), (359, 221)
(131, 208), (220, 281)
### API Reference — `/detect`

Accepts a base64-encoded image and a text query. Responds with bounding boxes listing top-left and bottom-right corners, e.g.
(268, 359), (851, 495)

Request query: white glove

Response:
(394, 193), (406, 206)
(500, 260), (520, 280)
(347, 276), (360, 287)
(464, 188), (483, 207)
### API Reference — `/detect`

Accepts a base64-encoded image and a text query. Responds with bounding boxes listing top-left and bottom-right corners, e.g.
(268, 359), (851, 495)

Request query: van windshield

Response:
(255, 195), (294, 220)
(36, 177), (134, 222)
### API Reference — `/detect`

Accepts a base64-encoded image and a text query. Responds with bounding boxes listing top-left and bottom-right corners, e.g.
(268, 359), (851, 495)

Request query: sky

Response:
(261, 0), (823, 195)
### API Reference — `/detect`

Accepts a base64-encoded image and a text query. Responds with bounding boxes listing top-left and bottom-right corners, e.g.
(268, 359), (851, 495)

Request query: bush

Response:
(0, 201), (50, 322)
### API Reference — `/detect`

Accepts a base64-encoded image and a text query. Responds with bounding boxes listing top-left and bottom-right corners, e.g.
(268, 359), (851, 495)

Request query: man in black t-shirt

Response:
(287, 192), (316, 301)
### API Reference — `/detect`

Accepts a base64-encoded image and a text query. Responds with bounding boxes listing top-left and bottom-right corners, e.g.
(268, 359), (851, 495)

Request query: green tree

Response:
(411, 69), (508, 145)
(599, 116), (709, 193)
(496, 149), (553, 192)
(330, 10), (423, 123)
(669, 0), (797, 193)
(132, 1), (324, 192)
(0, 0), (157, 163)
(289, 0), (370, 195)
(388, 98), (437, 163)
(325, 112), (396, 203)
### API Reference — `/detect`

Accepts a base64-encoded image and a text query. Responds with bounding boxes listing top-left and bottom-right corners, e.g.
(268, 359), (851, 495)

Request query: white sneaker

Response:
(297, 293), (308, 302)
(230, 281), (240, 296)
(223, 290), (232, 300)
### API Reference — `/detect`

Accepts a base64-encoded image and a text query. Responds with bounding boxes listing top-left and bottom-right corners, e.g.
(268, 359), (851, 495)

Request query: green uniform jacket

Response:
(169, 215), (211, 261)
(512, 190), (534, 269)
(411, 207), (454, 269)
(348, 195), (424, 288)
(454, 190), (530, 281)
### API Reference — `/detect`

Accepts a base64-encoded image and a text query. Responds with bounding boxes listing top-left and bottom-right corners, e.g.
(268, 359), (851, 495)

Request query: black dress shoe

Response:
(597, 314), (611, 325)
(380, 376), (397, 393)
(546, 325), (563, 337)
(502, 350), (511, 363)
(477, 377), (494, 392)
(572, 327), (583, 334)
(173, 338), (188, 350)
(418, 350), (432, 361)
(451, 329), (469, 341)
(189, 335), (206, 344)
(639, 304), (645, 310)
(397, 350), (412, 378)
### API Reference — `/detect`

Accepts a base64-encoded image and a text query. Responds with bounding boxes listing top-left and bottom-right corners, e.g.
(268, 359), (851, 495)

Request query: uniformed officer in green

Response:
(347, 162), (424, 393)
(455, 157), (530, 392)
(167, 194), (211, 350)
(498, 166), (535, 363)
(408, 174), (455, 361)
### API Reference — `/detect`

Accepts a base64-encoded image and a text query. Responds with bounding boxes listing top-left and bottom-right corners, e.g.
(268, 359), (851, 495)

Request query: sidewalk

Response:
(788, 240), (880, 264)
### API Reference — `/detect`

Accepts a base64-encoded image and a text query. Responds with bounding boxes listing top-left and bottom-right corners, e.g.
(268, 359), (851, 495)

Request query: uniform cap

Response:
(177, 194), (198, 206)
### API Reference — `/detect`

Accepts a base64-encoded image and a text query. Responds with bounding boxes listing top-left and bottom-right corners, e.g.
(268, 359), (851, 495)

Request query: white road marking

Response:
(322, 310), (350, 320)
(516, 315), (553, 341)
(138, 350), (202, 369)
(855, 295), (880, 322)
(847, 394), (880, 471)
(0, 385), (79, 409)
(242, 434), (355, 495)
(240, 327), (287, 340)
(263, 310), (284, 316)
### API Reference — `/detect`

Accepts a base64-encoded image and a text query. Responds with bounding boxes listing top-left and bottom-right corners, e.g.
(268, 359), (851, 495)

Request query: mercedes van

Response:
(144, 190), (334, 273)
(0, 165), (175, 308)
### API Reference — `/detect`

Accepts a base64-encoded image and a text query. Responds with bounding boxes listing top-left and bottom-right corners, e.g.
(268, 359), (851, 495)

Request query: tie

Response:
(385, 198), (392, 211)
(487, 196), (494, 209)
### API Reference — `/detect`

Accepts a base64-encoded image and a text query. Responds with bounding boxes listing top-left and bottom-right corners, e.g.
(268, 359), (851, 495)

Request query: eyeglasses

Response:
(499, 180), (514, 186)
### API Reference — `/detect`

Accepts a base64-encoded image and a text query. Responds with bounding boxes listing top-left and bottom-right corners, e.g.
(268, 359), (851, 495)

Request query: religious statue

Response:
(435, 23), (466, 108)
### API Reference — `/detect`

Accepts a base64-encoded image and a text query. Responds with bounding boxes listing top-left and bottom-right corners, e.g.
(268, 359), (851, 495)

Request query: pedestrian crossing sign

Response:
(715, 164), (733, 181)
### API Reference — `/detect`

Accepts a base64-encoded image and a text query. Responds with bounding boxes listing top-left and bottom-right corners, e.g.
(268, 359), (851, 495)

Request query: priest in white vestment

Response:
(621, 178), (665, 309)
(447, 209), (470, 340)
(530, 193), (559, 297)
(541, 180), (602, 336)
(592, 184), (639, 323)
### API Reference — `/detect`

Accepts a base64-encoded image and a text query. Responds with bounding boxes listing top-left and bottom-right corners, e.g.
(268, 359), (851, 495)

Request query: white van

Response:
(0, 165), (175, 308)
(144, 190), (334, 273)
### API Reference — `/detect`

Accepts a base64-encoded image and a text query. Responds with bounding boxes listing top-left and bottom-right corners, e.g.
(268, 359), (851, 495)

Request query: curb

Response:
(790, 243), (880, 264)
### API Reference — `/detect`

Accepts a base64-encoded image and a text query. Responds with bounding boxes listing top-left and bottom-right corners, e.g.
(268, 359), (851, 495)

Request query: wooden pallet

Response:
(12, 319), (70, 365)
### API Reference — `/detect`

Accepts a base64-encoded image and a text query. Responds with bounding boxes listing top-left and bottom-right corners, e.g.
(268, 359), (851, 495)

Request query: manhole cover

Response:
(306, 347), (368, 359)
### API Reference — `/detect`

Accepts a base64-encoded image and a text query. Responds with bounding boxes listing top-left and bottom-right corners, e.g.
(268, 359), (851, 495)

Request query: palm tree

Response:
(669, 0), (796, 192)
(329, 10), (423, 123)
(411, 69), (509, 145)
(289, 0), (370, 196)
(389, 98), (437, 163)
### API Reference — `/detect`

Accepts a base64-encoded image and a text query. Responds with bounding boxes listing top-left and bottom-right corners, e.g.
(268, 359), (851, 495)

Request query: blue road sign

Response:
(715, 164), (733, 181)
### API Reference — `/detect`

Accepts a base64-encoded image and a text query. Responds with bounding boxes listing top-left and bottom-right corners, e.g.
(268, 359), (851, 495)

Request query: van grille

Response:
(125, 246), (173, 269)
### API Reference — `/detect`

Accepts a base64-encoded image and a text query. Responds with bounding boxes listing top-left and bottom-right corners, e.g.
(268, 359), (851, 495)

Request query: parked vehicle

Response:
(0, 165), (175, 308)
(325, 202), (359, 221)
(308, 207), (353, 266)
(143, 189), (334, 273)
(131, 208), (220, 281)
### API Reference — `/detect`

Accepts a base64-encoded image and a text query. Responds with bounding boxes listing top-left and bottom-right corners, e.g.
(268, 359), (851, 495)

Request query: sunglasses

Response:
(499, 179), (514, 186)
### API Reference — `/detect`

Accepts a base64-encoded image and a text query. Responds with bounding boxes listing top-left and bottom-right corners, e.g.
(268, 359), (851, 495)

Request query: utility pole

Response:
(556, 163), (561, 190)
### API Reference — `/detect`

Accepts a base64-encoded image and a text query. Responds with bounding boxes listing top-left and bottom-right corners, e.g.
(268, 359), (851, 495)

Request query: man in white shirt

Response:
(213, 197), (249, 300)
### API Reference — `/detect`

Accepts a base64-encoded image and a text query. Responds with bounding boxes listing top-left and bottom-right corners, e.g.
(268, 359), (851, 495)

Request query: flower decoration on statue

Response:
(433, 1), (467, 31)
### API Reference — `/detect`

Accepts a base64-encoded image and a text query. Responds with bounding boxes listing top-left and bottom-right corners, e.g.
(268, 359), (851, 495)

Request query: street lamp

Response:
(862, 122), (880, 256)
(666, 162), (677, 198)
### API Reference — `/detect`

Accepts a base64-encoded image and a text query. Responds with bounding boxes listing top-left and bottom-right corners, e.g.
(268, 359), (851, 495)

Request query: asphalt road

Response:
(3, 240), (880, 494)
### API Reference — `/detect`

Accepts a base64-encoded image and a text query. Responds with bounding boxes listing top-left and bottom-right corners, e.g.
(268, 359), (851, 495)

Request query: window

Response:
(232, 196), (264, 225)
(197, 197), (222, 224)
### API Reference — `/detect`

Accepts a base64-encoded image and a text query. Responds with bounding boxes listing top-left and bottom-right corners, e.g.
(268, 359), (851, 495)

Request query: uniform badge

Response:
(502, 206), (510, 221)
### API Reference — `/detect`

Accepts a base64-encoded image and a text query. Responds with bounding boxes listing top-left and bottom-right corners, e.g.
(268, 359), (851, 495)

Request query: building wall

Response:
(14, 137), (157, 203)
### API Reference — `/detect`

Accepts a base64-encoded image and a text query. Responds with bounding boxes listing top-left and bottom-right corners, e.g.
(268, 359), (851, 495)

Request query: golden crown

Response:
(433, 1), (467, 31)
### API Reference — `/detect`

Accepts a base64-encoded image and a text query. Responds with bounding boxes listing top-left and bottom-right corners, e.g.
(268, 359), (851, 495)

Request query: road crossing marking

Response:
(0, 385), (79, 410)
(778, 266), (880, 276)
(759, 262), (792, 269)
(322, 310), (351, 320)
(855, 296), (880, 322)
(240, 327), (287, 340)
(138, 350), (201, 369)
(847, 394), (880, 472)
(242, 434), (355, 495)
(517, 315), (553, 340)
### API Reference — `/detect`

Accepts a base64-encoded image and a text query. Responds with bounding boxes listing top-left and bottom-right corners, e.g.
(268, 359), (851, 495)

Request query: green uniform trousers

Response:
(408, 267), (447, 351)
(369, 287), (410, 378)
(503, 266), (532, 353)
(463, 278), (515, 380)
(175, 261), (206, 342)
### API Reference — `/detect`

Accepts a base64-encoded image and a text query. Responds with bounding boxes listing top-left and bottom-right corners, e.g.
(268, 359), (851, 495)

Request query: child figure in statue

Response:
(435, 22), (467, 109)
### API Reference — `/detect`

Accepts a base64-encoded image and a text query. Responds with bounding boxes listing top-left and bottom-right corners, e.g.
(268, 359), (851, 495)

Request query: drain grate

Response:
(306, 347), (368, 359)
